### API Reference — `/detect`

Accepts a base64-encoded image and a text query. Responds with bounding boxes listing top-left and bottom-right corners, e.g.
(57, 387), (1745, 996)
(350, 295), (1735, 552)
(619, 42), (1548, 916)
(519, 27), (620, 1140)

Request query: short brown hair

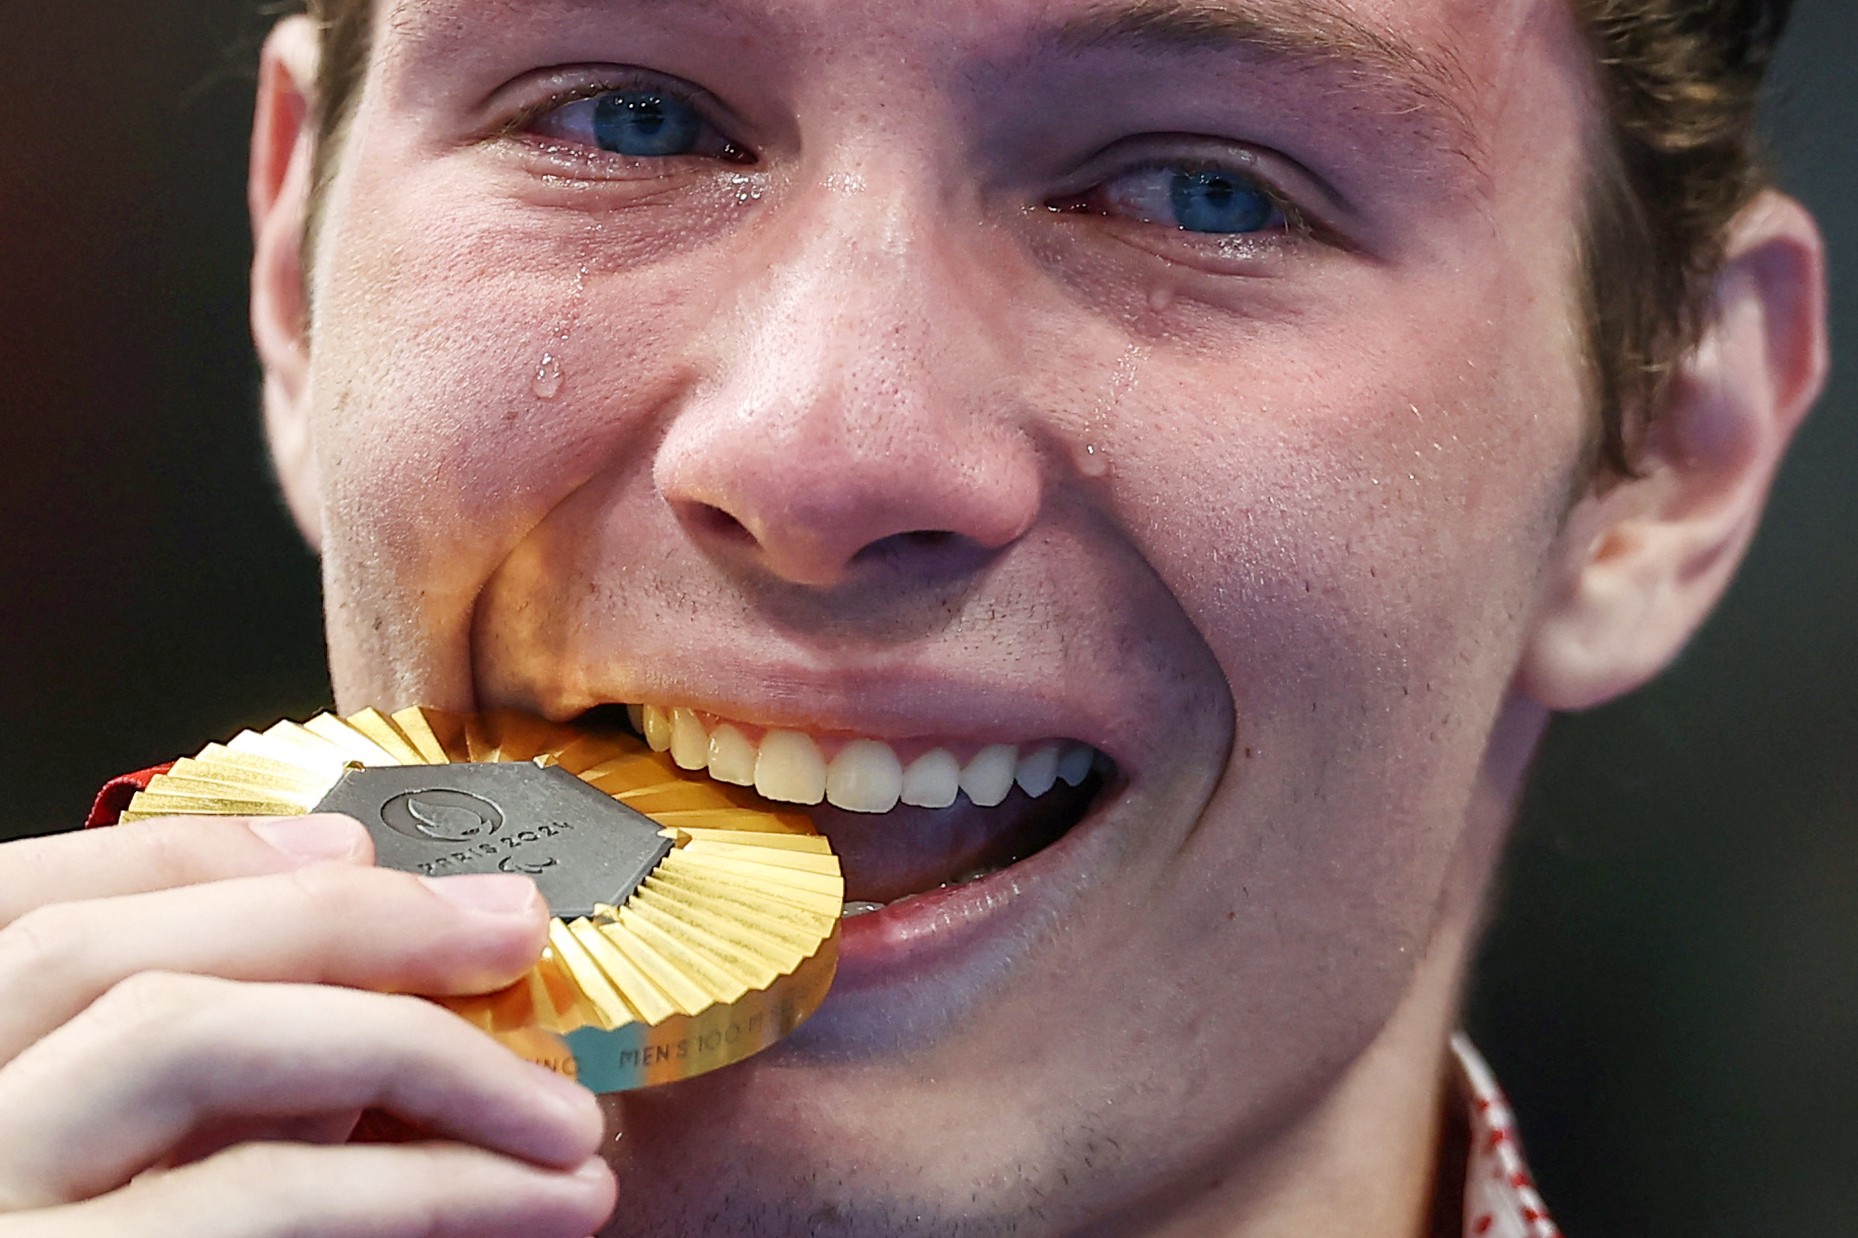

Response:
(293, 0), (1793, 476)
(1573, 0), (1793, 472)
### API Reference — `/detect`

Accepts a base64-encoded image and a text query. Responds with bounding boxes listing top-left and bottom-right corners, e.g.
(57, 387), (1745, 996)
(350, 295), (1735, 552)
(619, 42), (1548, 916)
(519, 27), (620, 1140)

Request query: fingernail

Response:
(574, 1156), (611, 1179)
(422, 873), (541, 916)
(522, 1069), (606, 1157)
(569, 1156), (616, 1193)
(249, 814), (366, 862)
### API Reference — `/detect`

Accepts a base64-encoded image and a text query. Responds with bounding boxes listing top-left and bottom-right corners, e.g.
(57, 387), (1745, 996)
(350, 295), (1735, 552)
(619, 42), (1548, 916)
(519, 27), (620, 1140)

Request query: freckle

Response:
(1226, 911), (1237, 922)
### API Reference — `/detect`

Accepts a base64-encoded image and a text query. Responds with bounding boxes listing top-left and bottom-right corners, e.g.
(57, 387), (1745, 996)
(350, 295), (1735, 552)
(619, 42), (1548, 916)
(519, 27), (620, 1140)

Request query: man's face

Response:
(295, 0), (1596, 1227)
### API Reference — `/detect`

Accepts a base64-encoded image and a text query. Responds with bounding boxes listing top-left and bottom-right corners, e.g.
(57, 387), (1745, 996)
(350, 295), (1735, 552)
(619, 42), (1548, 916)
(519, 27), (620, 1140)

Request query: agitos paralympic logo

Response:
(380, 788), (505, 843)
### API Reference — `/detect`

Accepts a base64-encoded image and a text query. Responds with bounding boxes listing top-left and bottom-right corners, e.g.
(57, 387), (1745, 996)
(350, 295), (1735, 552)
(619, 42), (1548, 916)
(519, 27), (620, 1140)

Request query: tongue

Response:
(805, 779), (1097, 904)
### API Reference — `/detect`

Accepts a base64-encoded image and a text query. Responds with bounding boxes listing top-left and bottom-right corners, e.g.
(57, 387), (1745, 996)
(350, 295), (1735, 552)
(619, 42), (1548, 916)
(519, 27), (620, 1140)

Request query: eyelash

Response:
(1052, 163), (1310, 239)
(499, 74), (753, 169)
(496, 78), (1321, 261)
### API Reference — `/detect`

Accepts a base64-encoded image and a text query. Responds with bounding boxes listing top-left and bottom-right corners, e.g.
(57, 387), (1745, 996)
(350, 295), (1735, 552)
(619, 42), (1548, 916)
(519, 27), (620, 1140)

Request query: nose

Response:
(653, 174), (1043, 590)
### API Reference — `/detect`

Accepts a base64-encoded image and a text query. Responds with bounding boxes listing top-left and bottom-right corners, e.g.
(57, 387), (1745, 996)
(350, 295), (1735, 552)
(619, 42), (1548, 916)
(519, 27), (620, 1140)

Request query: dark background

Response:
(1, 4), (1851, 1234)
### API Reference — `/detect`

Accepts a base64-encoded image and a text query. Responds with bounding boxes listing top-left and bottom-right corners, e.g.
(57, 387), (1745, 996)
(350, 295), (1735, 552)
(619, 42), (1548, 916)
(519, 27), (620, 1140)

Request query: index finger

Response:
(0, 816), (373, 927)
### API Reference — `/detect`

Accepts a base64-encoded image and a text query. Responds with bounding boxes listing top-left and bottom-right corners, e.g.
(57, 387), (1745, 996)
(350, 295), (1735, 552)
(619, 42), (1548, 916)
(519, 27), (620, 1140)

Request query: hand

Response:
(0, 814), (617, 1237)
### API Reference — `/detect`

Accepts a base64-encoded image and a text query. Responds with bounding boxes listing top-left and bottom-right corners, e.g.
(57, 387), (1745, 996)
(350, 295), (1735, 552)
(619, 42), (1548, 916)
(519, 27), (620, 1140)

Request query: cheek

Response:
(1095, 274), (1581, 684)
(305, 170), (728, 685)
(1090, 272), (1585, 959)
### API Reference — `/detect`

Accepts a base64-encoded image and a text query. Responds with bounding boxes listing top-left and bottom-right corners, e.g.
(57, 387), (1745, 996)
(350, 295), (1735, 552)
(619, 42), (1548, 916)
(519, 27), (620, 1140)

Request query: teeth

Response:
(826, 740), (903, 813)
(960, 744), (1018, 808)
(707, 723), (757, 785)
(1014, 745), (1059, 798)
(1057, 743), (1094, 787)
(900, 749), (961, 809)
(670, 707), (708, 770)
(642, 704), (672, 753)
(629, 705), (1103, 812)
(755, 729), (828, 805)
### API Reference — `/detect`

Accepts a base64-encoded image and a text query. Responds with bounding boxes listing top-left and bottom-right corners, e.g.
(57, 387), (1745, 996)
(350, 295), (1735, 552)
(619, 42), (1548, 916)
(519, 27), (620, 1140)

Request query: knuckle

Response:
(0, 903), (86, 984)
(209, 1143), (390, 1224)
(281, 857), (385, 910)
(276, 855), (397, 903)
(335, 987), (453, 1051)
(214, 1139), (299, 1183)
(0, 836), (58, 928)
(378, 989), (464, 1039)
(202, 1141), (325, 1213)
(86, 969), (217, 1037)
(123, 817), (254, 884)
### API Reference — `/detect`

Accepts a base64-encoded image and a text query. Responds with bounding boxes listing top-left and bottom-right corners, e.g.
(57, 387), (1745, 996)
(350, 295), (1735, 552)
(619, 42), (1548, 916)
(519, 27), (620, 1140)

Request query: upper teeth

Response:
(631, 705), (1098, 814)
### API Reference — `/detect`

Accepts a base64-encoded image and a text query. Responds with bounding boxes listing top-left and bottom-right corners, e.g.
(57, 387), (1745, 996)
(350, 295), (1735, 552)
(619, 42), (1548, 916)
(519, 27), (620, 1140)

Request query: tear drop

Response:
(533, 352), (563, 400)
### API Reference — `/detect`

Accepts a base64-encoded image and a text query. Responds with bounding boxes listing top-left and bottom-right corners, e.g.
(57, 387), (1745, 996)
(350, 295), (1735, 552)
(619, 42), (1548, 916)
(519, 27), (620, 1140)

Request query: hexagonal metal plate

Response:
(314, 762), (674, 920)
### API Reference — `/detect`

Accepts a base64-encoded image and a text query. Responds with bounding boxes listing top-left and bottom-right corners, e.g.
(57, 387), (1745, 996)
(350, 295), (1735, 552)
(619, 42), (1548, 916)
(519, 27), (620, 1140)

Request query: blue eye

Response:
(524, 82), (746, 164)
(1082, 164), (1290, 236)
(591, 90), (703, 157)
(1167, 169), (1279, 234)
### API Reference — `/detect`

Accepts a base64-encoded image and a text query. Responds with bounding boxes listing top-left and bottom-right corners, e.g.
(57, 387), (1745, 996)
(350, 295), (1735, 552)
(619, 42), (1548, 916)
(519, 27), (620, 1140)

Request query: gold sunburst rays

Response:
(122, 706), (842, 1092)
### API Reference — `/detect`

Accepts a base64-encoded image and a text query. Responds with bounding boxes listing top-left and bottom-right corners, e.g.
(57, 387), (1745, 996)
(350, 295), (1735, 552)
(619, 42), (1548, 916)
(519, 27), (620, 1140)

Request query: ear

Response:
(250, 16), (324, 551)
(1519, 191), (1830, 711)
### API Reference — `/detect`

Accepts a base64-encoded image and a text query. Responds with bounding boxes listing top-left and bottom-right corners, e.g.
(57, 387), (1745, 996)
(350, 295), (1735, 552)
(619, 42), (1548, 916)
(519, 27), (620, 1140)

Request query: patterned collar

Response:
(1451, 1035), (1561, 1238)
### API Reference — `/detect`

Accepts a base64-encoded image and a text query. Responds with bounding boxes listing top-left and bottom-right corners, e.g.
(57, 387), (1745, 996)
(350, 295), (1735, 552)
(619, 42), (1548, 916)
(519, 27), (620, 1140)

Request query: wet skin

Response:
(247, 0), (1804, 1232)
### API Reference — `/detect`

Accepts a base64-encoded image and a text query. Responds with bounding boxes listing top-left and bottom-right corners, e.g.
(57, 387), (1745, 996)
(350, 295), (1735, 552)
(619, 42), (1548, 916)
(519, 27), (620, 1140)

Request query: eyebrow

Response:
(1049, 0), (1481, 159)
(389, 0), (1485, 173)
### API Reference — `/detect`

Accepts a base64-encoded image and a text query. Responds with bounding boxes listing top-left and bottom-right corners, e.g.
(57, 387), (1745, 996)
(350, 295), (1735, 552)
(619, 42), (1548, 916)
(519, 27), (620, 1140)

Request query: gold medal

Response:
(123, 707), (841, 1092)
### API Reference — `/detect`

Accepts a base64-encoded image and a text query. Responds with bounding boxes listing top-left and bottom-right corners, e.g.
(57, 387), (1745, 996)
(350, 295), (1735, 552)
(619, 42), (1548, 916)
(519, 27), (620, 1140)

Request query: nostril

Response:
(851, 528), (962, 566)
(689, 503), (754, 544)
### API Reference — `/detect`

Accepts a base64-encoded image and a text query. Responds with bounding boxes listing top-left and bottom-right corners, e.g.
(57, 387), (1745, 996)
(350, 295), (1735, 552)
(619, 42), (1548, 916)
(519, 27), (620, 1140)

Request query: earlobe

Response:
(1519, 192), (1830, 712)
(250, 17), (324, 551)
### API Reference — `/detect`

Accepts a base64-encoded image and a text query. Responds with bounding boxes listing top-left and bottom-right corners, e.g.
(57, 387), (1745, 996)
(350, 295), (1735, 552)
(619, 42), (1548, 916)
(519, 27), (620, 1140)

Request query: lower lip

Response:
(825, 781), (1119, 990)
(835, 879), (995, 962)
